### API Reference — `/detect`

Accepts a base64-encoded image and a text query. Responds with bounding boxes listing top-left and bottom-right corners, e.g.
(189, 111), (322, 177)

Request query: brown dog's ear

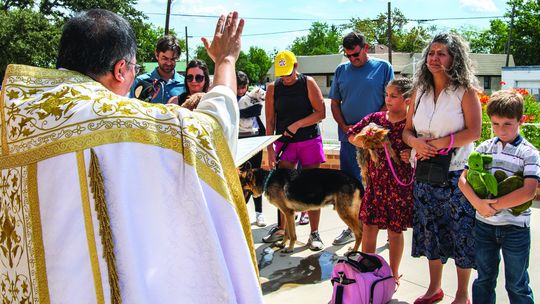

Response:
(246, 169), (254, 181)
(244, 161), (252, 170)
(237, 168), (246, 179)
(350, 133), (364, 148)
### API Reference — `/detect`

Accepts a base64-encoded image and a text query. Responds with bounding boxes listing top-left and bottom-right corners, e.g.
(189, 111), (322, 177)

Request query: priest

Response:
(0, 9), (262, 303)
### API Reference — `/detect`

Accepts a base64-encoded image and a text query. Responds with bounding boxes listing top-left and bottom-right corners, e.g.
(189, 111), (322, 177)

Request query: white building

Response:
(502, 66), (540, 101)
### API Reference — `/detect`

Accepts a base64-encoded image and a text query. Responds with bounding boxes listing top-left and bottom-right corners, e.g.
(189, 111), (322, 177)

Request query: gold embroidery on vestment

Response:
(89, 149), (121, 304)
(77, 150), (105, 304)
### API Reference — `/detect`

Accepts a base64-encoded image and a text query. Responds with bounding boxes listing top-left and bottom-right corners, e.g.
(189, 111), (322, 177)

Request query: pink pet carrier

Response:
(330, 251), (395, 304)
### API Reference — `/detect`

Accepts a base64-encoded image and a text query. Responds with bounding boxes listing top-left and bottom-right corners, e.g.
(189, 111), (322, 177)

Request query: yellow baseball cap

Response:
(274, 50), (297, 77)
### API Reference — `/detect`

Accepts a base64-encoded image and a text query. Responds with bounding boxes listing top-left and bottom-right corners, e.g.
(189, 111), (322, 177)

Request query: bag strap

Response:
(414, 89), (425, 115)
(331, 271), (356, 304)
(345, 251), (382, 272)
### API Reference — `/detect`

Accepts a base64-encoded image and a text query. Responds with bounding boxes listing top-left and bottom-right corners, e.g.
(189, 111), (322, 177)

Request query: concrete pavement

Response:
(247, 198), (540, 303)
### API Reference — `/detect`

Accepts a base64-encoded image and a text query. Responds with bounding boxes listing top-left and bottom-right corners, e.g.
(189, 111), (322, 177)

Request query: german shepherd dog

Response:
(239, 168), (363, 253)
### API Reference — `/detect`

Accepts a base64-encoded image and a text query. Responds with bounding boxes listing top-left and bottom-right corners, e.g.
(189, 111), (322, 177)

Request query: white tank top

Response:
(413, 86), (473, 171)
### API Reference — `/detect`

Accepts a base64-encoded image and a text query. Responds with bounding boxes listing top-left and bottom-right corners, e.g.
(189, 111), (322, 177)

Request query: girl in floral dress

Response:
(347, 78), (414, 285)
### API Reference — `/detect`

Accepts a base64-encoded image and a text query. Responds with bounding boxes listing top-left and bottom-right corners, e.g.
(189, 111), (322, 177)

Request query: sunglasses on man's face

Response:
(344, 52), (361, 59)
(186, 74), (205, 83)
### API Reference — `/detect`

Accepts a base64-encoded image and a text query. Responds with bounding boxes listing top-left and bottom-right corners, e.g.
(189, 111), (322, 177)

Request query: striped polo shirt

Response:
(474, 135), (540, 227)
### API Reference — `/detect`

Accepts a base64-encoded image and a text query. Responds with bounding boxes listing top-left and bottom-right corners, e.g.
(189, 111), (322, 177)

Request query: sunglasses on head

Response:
(344, 52), (361, 59)
(186, 74), (205, 83)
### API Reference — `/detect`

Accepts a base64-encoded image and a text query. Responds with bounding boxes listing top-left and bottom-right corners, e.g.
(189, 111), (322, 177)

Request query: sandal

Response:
(298, 212), (309, 225)
(394, 274), (403, 291)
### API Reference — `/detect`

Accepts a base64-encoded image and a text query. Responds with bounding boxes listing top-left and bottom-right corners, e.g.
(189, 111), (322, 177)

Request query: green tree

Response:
(347, 8), (431, 53)
(0, 0), (180, 80)
(0, 9), (60, 77)
(458, 21), (507, 54)
(506, 0), (540, 65)
(290, 22), (341, 55)
(246, 47), (272, 83)
(195, 45), (271, 84)
(195, 45), (214, 74)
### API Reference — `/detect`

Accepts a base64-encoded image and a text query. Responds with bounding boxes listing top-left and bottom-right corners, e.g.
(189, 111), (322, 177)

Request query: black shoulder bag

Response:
(413, 91), (455, 186)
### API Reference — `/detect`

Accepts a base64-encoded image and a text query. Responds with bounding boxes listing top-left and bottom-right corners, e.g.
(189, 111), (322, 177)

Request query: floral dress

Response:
(348, 111), (413, 232)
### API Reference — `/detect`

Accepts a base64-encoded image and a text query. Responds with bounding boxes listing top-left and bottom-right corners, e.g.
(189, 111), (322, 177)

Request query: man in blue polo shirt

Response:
(329, 31), (394, 245)
(130, 35), (185, 104)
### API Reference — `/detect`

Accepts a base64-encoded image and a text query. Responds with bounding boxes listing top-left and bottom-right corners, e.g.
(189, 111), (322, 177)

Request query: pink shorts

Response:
(274, 136), (326, 166)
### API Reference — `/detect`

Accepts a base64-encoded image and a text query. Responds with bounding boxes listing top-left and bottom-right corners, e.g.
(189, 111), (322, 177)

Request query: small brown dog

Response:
(239, 168), (363, 253)
(350, 122), (400, 186)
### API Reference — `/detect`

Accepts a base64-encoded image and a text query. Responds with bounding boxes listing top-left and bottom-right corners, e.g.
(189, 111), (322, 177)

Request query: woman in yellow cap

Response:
(263, 50), (327, 251)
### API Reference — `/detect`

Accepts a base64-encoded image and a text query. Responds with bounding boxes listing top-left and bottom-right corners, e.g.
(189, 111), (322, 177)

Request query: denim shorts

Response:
(274, 136), (325, 166)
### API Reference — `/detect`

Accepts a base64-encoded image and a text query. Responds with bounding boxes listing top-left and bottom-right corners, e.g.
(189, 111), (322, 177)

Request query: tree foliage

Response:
(347, 8), (432, 53)
(505, 0), (540, 65)
(290, 22), (341, 55)
(0, 9), (60, 77)
(0, 0), (182, 80)
(195, 45), (271, 84)
(458, 21), (508, 54)
(455, 0), (539, 65)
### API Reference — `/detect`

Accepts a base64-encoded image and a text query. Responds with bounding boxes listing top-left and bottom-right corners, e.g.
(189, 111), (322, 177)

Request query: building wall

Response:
(478, 75), (504, 94)
(502, 67), (540, 100)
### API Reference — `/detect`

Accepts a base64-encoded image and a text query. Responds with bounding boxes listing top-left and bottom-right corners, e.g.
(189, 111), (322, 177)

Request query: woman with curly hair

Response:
(402, 33), (482, 304)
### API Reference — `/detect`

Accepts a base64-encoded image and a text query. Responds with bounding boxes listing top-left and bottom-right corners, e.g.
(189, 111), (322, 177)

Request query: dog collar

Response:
(263, 169), (275, 193)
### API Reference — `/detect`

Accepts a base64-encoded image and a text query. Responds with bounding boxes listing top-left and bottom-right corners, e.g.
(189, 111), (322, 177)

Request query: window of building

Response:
(327, 75), (334, 88)
(484, 76), (491, 90)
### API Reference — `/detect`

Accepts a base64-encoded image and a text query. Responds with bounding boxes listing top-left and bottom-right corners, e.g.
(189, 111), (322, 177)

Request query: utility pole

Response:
(387, 2), (392, 64)
(185, 26), (189, 63)
(505, 4), (515, 67)
(164, 0), (172, 35)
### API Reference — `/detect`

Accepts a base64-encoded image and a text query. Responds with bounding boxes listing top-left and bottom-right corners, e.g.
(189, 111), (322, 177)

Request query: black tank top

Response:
(274, 74), (320, 143)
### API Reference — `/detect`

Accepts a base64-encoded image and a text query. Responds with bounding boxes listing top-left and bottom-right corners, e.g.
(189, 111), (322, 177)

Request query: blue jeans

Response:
(473, 220), (533, 304)
(339, 141), (362, 184)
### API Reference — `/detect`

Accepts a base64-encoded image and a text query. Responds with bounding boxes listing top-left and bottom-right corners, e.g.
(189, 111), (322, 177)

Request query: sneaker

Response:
(332, 228), (354, 246)
(307, 231), (324, 251)
(262, 226), (284, 243)
(298, 212), (309, 225)
(255, 212), (266, 227)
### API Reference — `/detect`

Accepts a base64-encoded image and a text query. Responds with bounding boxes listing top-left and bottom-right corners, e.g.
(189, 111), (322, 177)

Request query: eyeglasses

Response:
(126, 60), (142, 74)
(344, 52), (361, 59)
(186, 74), (205, 83)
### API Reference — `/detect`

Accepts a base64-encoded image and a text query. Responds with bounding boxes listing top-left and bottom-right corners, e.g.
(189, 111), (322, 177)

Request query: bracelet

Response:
(437, 133), (454, 155)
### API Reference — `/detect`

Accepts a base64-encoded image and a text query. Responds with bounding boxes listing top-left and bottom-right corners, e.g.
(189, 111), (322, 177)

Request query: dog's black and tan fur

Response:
(239, 168), (363, 253)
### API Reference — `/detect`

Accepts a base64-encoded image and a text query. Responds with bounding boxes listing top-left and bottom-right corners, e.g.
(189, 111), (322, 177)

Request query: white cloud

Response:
(459, 0), (499, 13)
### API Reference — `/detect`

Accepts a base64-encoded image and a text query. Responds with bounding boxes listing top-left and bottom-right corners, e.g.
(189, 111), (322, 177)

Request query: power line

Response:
(409, 15), (504, 22)
(146, 12), (349, 21)
(146, 12), (505, 23)
(194, 28), (312, 38)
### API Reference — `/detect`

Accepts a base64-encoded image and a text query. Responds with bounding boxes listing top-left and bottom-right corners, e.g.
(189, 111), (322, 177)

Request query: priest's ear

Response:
(111, 59), (130, 82)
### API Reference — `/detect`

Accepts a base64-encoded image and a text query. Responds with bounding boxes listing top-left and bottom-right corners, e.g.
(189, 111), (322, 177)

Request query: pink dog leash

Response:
(383, 143), (415, 187)
(383, 133), (454, 187)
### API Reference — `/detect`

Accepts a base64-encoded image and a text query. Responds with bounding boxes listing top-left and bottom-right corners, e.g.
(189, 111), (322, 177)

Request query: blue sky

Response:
(134, 0), (510, 54)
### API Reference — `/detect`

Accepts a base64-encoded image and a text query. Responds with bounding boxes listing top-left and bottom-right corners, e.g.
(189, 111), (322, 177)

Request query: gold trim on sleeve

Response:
(77, 150), (105, 304)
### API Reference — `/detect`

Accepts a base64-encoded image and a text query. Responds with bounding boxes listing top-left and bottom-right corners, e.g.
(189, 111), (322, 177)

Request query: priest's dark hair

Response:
(56, 9), (137, 78)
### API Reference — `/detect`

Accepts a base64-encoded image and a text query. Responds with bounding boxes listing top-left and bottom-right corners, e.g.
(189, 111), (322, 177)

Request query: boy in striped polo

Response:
(459, 90), (539, 304)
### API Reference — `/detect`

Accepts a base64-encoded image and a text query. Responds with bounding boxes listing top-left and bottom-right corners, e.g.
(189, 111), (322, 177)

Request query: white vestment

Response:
(0, 65), (262, 303)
